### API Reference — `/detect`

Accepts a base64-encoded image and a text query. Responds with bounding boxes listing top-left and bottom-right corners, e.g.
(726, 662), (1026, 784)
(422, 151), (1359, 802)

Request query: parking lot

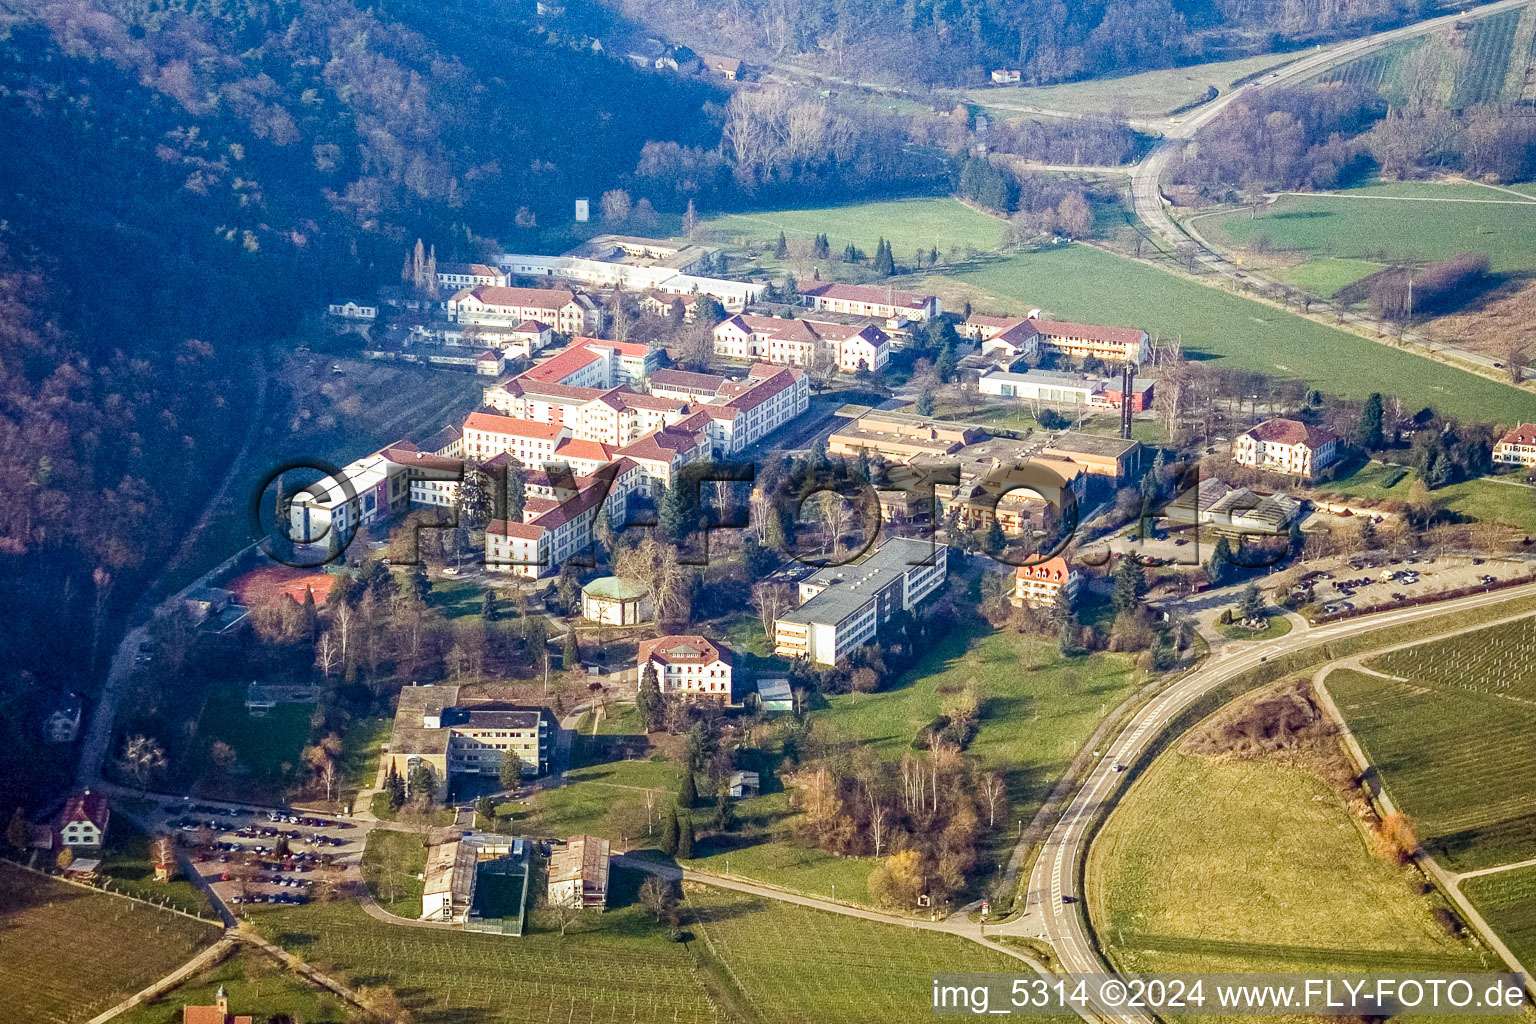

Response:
(1287, 553), (1529, 616)
(147, 798), (368, 910)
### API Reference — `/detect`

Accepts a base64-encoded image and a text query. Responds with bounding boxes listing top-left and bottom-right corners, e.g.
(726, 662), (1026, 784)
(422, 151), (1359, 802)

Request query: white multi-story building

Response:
(966, 312), (1149, 365)
(713, 314), (889, 372)
(1494, 423), (1536, 468)
(484, 461), (641, 578)
(638, 635), (734, 703)
(1012, 556), (1080, 608)
(462, 412), (569, 465)
(436, 262), (509, 292)
(797, 281), (940, 324)
(389, 684), (550, 803)
(1233, 418), (1341, 479)
(447, 285), (604, 336)
(774, 538), (948, 666)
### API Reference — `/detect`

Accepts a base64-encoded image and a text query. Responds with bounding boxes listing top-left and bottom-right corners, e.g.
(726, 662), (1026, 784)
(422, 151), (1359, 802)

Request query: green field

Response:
(0, 861), (221, 1024)
(338, 714), (390, 794)
(197, 682), (315, 791)
(969, 52), (1295, 119)
(360, 828), (428, 918)
(924, 245), (1536, 423)
(1089, 748), (1488, 1020)
(1462, 865), (1536, 972)
(113, 948), (347, 1024)
(1318, 461), (1536, 531)
(1215, 608), (1293, 641)
(97, 819), (213, 917)
(1273, 256), (1384, 297)
(1330, 662), (1536, 873)
(703, 197), (1009, 260)
(1201, 187), (1536, 276)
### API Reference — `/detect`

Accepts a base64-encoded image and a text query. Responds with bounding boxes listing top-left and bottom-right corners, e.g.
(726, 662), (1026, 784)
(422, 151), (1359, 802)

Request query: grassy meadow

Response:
(703, 197), (1009, 260)
(1089, 749), (1489, 1023)
(923, 245), (1536, 423)
(113, 949), (348, 1024)
(1317, 461), (1536, 531)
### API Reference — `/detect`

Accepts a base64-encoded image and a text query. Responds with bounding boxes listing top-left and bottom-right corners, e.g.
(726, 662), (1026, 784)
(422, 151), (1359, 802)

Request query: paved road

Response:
(1005, 581), (1536, 1023)
(1126, 0), (1536, 378)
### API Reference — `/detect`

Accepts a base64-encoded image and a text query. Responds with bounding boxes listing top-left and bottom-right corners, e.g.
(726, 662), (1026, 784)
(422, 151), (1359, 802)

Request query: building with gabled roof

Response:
(797, 281), (940, 323)
(57, 788), (109, 849)
(437, 262), (509, 292)
(1012, 556), (1080, 608)
(1233, 418), (1341, 479)
(462, 411), (569, 465)
(447, 285), (604, 336)
(1494, 423), (1536, 468)
(547, 835), (611, 909)
(184, 987), (252, 1024)
(638, 635), (733, 703)
(485, 460), (641, 578)
(714, 313), (889, 372)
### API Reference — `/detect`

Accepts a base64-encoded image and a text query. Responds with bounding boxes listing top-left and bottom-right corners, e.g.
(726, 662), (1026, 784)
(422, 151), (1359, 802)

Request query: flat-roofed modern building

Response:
(774, 537), (948, 666)
(1038, 432), (1144, 484)
(388, 684), (550, 800)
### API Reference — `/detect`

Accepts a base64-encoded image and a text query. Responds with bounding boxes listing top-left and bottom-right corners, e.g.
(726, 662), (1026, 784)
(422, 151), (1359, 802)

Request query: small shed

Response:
(756, 677), (793, 714)
(728, 770), (760, 798)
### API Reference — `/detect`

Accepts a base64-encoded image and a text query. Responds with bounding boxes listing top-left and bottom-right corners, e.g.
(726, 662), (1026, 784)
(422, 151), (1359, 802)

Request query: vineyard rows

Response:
(1369, 615), (1536, 701)
(1462, 865), (1536, 970)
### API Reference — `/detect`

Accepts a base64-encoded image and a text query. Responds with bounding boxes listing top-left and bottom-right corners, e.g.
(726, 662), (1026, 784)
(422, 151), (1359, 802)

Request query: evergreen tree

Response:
(563, 626), (580, 671)
(934, 346), (957, 383)
(775, 232), (789, 259)
(410, 560), (431, 603)
(384, 762), (406, 810)
(659, 471), (701, 545)
(6, 807), (29, 850)
(475, 795), (495, 824)
(679, 768), (697, 809)
(873, 237), (895, 275)
(1112, 555), (1147, 614)
(1359, 516), (1377, 551)
(844, 242), (859, 263)
(1206, 535), (1233, 587)
(929, 246), (939, 267)
(1239, 582), (1267, 623)
(1056, 589), (1082, 656)
(1355, 393), (1385, 450)
(482, 588), (499, 623)
(915, 391), (936, 416)
(677, 813), (695, 859)
(984, 516), (1007, 555)
(506, 462), (527, 521)
(814, 234), (831, 259)
(637, 662), (664, 732)
(660, 808), (680, 856)
(695, 295), (726, 326)
(712, 788), (734, 832)
(455, 459), (495, 531)
(668, 297), (687, 326)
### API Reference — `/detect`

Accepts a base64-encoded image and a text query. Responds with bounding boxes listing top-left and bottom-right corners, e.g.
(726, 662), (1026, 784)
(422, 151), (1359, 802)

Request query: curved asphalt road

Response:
(1015, 581), (1536, 1023)
(1128, 0), (1536, 378)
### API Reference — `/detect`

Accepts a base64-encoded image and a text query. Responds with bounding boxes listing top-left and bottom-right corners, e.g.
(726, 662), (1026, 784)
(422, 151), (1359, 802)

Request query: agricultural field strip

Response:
(1452, 9), (1521, 106)
(1367, 615), (1536, 702)
(1268, 192), (1536, 204)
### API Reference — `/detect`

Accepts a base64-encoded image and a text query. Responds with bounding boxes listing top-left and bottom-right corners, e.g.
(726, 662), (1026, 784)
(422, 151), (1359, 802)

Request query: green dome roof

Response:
(582, 576), (647, 601)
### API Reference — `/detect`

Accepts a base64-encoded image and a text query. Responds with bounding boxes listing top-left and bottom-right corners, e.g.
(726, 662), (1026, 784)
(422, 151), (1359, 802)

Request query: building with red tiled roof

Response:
(463, 411), (569, 466)
(1012, 557), (1080, 609)
(447, 285), (604, 336)
(485, 460), (641, 579)
(638, 635), (734, 703)
(1233, 418), (1341, 479)
(615, 426), (710, 487)
(57, 788), (109, 849)
(797, 281), (940, 322)
(184, 987), (252, 1024)
(713, 314), (889, 372)
(1495, 423), (1536, 468)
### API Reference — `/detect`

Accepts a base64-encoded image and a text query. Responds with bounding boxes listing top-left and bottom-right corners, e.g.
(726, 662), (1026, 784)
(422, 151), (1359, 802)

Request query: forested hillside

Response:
(596, 0), (1455, 86)
(0, 0), (727, 814)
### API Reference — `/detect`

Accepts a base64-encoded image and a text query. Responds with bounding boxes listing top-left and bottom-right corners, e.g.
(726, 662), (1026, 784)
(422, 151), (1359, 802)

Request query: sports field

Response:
(1461, 865), (1536, 972)
(0, 861), (220, 1024)
(968, 52), (1295, 119)
(925, 246), (1536, 423)
(1330, 652), (1536, 873)
(703, 197), (1009, 260)
(1200, 185), (1536, 277)
(1089, 748), (1488, 1022)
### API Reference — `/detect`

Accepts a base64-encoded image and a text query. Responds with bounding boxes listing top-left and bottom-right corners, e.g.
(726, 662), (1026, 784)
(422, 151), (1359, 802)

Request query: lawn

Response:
(703, 197), (1009, 260)
(924, 245), (1536, 424)
(967, 51), (1296, 119)
(1215, 608), (1292, 641)
(1318, 461), (1536, 531)
(112, 948), (348, 1024)
(197, 682), (314, 792)
(1089, 748), (1488, 1015)
(360, 828), (428, 918)
(1273, 256), (1383, 297)
(685, 885), (1076, 1024)
(97, 818), (213, 917)
(0, 861), (221, 1024)
(1200, 187), (1536, 276)
(1328, 665), (1536, 873)
(248, 889), (724, 1023)
(1462, 865), (1536, 973)
(337, 713), (391, 793)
